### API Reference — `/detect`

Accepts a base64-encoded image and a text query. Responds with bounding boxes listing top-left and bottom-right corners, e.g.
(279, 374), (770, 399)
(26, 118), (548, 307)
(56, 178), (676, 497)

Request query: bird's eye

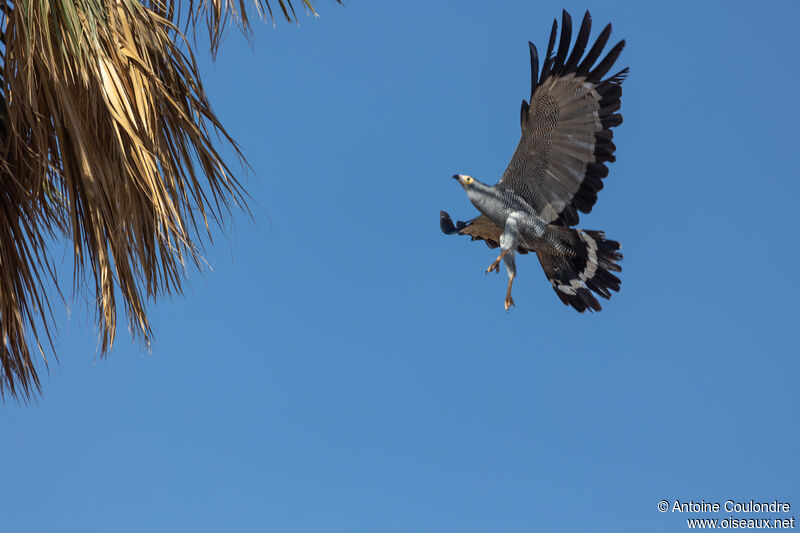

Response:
(465, 177), (474, 184)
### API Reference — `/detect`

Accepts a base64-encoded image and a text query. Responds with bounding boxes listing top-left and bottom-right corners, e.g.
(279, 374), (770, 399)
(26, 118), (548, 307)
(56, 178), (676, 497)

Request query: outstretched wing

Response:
(439, 211), (530, 254)
(499, 10), (627, 226)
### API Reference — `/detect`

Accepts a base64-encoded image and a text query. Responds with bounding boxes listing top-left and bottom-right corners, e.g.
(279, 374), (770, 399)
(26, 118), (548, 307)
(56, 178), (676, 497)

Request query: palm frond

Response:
(0, 135), (60, 400)
(0, 0), (332, 399)
(147, 0), (337, 57)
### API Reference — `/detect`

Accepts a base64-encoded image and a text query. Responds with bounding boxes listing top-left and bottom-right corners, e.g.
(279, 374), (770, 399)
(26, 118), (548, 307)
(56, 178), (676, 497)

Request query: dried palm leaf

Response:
(0, 0), (330, 400)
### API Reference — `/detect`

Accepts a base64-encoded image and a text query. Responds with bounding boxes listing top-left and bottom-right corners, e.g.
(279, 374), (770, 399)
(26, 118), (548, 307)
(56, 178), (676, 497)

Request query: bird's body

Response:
(441, 10), (626, 312)
(463, 181), (547, 243)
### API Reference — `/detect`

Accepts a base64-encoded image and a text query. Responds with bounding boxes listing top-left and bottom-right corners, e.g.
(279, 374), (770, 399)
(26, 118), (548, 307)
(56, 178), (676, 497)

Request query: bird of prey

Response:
(441, 10), (626, 312)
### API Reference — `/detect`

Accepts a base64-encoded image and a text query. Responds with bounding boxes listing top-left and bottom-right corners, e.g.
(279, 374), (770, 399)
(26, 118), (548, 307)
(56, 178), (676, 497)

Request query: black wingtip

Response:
(564, 10), (592, 73)
(539, 18), (559, 82)
(520, 99), (529, 131)
(440, 211), (457, 234)
(590, 39), (626, 82)
(551, 10), (572, 74)
(561, 8), (572, 28)
(440, 211), (469, 235)
(577, 23), (612, 75)
(528, 41), (539, 92)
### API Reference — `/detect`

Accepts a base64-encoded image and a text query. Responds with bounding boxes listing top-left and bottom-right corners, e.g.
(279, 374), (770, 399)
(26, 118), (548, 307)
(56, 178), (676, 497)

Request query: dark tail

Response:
(536, 227), (622, 312)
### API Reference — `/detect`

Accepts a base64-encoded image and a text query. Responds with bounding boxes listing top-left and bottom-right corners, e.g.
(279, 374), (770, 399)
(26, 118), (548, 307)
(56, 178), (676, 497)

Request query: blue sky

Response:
(3, 1), (799, 532)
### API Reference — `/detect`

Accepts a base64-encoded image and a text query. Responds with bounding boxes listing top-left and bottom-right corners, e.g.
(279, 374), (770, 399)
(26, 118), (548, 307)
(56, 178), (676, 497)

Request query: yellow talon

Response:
(486, 250), (507, 274)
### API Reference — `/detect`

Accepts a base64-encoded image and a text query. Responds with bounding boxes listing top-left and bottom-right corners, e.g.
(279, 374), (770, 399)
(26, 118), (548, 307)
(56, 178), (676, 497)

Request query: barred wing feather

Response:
(499, 10), (628, 226)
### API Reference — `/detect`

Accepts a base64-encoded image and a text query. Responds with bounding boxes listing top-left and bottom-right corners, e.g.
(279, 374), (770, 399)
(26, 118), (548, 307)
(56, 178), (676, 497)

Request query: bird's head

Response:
(452, 174), (497, 214)
(453, 174), (491, 199)
(453, 173), (476, 188)
(452, 174), (488, 190)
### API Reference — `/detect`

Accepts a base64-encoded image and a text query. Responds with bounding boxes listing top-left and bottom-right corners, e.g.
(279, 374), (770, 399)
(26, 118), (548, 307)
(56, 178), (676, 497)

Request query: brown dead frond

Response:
(0, 134), (60, 400)
(0, 0), (330, 400)
(142, 0), (339, 58)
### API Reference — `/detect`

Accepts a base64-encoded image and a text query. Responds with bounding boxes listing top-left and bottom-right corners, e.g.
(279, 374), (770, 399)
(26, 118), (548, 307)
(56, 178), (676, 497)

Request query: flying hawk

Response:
(441, 10), (626, 312)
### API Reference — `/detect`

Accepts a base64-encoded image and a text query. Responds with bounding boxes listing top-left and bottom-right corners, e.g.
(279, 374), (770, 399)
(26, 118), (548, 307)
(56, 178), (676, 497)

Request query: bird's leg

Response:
(486, 249), (508, 274)
(505, 271), (516, 311)
(502, 251), (517, 311)
(489, 212), (522, 310)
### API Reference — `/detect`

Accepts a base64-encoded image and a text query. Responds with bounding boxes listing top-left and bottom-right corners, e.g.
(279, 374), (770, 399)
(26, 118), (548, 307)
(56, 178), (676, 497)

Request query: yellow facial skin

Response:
(453, 174), (475, 187)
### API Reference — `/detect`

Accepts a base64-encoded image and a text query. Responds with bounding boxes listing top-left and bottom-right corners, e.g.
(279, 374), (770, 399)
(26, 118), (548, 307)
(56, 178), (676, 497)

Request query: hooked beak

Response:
(452, 174), (465, 185)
